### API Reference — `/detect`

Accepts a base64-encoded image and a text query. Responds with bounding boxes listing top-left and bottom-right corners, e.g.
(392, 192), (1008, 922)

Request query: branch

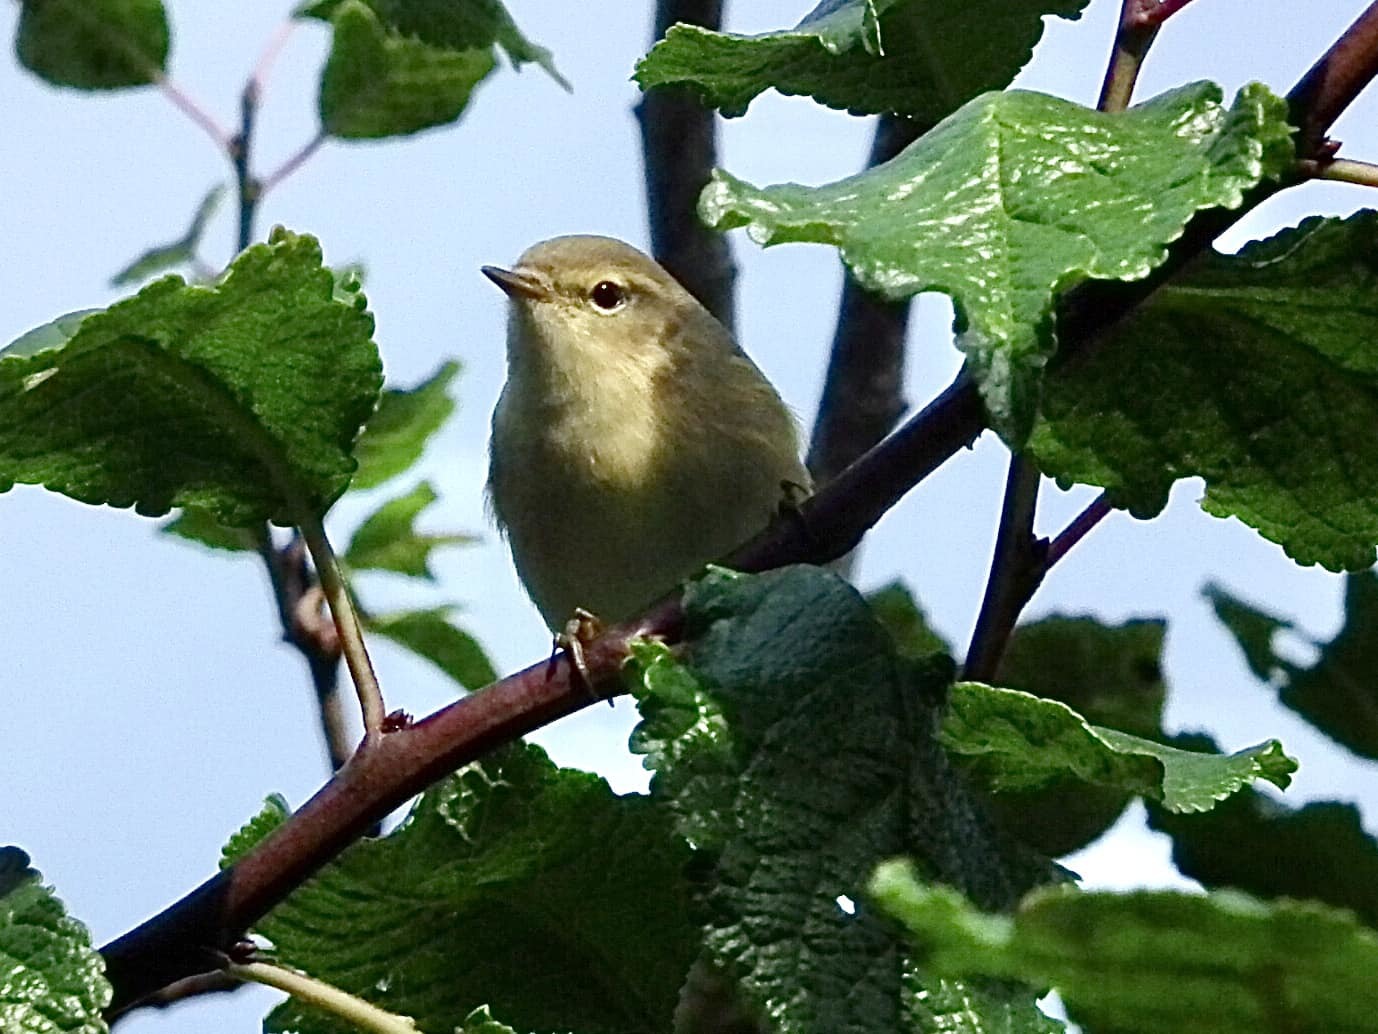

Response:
(962, 455), (1043, 681)
(229, 960), (418, 1034)
(99, 13), (1378, 1017)
(1290, 1), (1378, 156)
(806, 115), (926, 492)
(635, 0), (737, 331)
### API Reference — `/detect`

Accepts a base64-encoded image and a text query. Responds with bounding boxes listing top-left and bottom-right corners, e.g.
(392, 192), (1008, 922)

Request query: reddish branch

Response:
(100, 6), (1378, 1019)
(635, 0), (736, 331)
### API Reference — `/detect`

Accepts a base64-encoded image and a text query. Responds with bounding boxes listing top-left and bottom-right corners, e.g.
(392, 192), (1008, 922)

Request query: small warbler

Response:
(484, 235), (810, 629)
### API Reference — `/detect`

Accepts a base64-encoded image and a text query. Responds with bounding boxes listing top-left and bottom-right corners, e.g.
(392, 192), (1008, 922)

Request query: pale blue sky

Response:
(3, 3), (1376, 1031)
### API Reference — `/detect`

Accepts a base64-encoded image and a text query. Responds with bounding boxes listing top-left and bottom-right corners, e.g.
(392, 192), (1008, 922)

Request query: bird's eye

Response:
(589, 280), (626, 311)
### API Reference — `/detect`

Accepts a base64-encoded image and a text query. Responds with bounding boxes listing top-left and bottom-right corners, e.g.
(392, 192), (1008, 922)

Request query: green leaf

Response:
(942, 682), (1295, 812)
(317, 0), (497, 139)
(0, 228), (382, 526)
(0, 847), (110, 1034)
(352, 360), (458, 489)
(629, 567), (1058, 1034)
(345, 480), (476, 579)
(16, 0), (168, 89)
(2, 311), (100, 359)
(161, 505), (262, 552)
(300, 0), (565, 86)
(1208, 571), (1378, 759)
(366, 607), (497, 689)
(981, 616), (1168, 855)
(1146, 737), (1378, 928)
(1204, 581), (1294, 682)
(866, 579), (952, 657)
(702, 82), (1293, 439)
(636, 0), (1088, 120)
(220, 795), (291, 869)
(872, 860), (1378, 1034)
(1033, 211), (1378, 570)
(110, 186), (224, 286)
(256, 744), (698, 1034)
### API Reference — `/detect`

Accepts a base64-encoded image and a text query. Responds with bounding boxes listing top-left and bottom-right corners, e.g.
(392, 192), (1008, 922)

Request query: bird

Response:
(483, 234), (810, 630)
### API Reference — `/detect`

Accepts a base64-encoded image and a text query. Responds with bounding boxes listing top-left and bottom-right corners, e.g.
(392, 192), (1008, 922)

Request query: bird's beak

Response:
(482, 265), (551, 301)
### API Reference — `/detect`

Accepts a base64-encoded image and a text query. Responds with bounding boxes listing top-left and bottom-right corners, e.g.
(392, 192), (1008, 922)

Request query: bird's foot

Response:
(547, 608), (608, 701)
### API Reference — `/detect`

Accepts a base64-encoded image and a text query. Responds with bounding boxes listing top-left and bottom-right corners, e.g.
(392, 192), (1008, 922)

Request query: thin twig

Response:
(299, 516), (386, 737)
(1300, 155), (1378, 188)
(1045, 492), (1114, 569)
(229, 961), (418, 1034)
(232, 79), (260, 255)
(1098, 0), (1198, 113)
(154, 74), (233, 150)
(259, 132), (327, 196)
(962, 455), (1043, 681)
(99, 10), (1378, 1017)
(636, 0), (736, 330)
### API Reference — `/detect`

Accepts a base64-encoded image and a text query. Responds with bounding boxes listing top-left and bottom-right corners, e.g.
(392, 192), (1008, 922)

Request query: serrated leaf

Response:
(943, 682), (1294, 812)
(636, 0), (1088, 120)
(300, 0), (564, 86)
(2, 311), (100, 359)
(16, 0), (168, 89)
(1207, 571), (1378, 758)
(345, 481), (476, 579)
(872, 860), (1378, 1034)
(1146, 734), (1378, 928)
(255, 744), (698, 1034)
(0, 228), (382, 526)
(628, 567), (1058, 1034)
(352, 361), (458, 489)
(110, 185), (224, 286)
(999, 616), (1166, 738)
(983, 616), (1167, 856)
(1033, 211), (1378, 569)
(221, 795), (291, 869)
(366, 607), (497, 689)
(0, 847), (110, 1034)
(702, 82), (1293, 439)
(318, 0), (496, 139)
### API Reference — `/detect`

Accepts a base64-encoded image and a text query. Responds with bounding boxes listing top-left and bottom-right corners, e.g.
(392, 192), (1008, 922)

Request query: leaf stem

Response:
(963, 454), (1043, 682)
(248, 20), (297, 97)
(260, 132), (328, 196)
(154, 73), (233, 151)
(228, 961), (418, 1034)
(1045, 492), (1114, 569)
(1098, 0), (1197, 113)
(299, 514), (386, 737)
(1300, 156), (1378, 188)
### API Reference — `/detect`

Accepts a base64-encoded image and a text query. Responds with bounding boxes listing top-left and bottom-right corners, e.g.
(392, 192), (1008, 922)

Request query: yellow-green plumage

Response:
(486, 235), (810, 629)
